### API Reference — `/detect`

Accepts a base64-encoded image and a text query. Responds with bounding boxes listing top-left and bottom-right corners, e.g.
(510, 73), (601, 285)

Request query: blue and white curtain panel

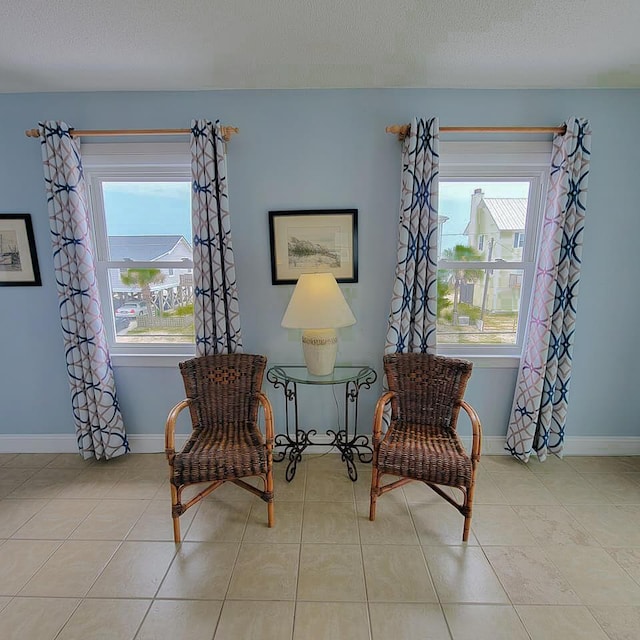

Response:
(385, 117), (440, 355)
(505, 117), (591, 462)
(39, 121), (128, 460)
(190, 119), (243, 355)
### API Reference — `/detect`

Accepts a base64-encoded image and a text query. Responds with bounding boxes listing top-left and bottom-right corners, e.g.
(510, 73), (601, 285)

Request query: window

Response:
(83, 143), (195, 359)
(437, 142), (550, 357)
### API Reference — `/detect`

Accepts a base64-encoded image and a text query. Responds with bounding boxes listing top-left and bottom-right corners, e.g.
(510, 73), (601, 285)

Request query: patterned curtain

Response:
(190, 120), (243, 355)
(505, 117), (591, 462)
(39, 121), (128, 460)
(385, 117), (440, 355)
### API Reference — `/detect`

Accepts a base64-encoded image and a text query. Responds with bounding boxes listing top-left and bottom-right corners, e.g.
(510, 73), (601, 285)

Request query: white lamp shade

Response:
(281, 273), (356, 329)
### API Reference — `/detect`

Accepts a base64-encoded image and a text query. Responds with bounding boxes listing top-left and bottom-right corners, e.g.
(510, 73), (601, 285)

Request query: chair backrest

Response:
(383, 353), (472, 431)
(178, 354), (267, 430)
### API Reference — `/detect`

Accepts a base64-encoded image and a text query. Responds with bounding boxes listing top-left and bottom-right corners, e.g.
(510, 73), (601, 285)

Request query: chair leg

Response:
(170, 484), (181, 544)
(266, 467), (275, 528)
(462, 481), (476, 542)
(369, 467), (380, 521)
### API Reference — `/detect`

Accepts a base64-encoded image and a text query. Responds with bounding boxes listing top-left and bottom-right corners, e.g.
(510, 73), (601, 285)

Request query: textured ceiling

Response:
(1, 0), (639, 93)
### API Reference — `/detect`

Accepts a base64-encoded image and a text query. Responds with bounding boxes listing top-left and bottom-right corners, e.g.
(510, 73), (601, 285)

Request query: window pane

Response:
(439, 181), (530, 262)
(109, 268), (195, 344)
(437, 268), (523, 345)
(102, 182), (192, 262)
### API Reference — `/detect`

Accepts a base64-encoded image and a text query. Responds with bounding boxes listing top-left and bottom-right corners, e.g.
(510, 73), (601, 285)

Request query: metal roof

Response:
(483, 199), (527, 231)
(108, 235), (190, 261)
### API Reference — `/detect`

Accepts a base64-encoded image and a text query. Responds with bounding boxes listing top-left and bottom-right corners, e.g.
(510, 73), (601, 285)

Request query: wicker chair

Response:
(369, 353), (482, 542)
(165, 353), (274, 543)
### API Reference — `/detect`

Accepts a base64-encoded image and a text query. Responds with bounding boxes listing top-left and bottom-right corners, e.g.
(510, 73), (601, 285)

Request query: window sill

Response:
(437, 354), (521, 369)
(111, 353), (195, 368)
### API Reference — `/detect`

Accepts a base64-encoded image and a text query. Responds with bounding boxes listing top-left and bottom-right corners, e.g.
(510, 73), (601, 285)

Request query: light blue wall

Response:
(1, 89), (639, 443)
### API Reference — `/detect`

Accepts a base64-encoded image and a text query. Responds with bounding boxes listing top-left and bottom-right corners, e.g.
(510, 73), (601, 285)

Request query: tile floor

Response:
(0, 451), (639, 639)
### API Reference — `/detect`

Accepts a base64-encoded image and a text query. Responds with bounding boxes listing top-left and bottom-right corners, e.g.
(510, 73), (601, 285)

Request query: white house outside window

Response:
(83, 143), (195, 362)
(437, 141), (550, 358)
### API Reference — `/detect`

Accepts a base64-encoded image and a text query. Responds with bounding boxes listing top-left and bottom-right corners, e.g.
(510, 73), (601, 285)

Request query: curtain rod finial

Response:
(386, 124), (409, 140)
(25, 128), (40, 138)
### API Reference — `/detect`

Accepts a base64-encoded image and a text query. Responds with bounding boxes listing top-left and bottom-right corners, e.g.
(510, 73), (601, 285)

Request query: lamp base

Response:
(301, 329), (338, 376)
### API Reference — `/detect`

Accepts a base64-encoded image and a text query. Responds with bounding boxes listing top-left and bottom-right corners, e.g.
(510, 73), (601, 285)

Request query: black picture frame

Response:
(0, 214), (42, 287)
(268, 209), (358, 285)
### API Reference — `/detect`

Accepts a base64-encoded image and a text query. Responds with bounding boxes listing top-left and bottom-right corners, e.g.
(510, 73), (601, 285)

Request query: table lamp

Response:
(281, 272), (356, 376)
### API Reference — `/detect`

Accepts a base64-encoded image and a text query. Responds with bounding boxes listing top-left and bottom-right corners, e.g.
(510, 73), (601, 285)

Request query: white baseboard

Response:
(1, 434), (639, 456)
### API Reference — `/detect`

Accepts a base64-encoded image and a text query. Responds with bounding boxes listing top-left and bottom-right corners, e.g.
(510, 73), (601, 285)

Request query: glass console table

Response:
(266, 365), (377, 482)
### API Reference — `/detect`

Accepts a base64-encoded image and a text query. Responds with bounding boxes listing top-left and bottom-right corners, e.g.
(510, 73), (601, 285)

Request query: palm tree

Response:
(120, 268), (165, 316)
(441, 244), (484, 325)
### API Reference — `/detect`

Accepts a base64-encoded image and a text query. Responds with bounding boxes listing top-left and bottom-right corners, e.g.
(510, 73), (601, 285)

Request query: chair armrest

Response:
(257, 392), (275, 446)
(372, 391), (395, 447)
(165, 399), (191, 462)
(460, 400), (482, 462)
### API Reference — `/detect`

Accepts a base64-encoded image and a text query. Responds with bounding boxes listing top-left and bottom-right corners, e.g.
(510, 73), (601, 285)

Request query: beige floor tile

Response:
(184, 498), (251, 542)
(2, 453), (59, 468)
(512, 505), (599, 546)
(214, 600), (294, 640)
(0, 597), (79, 640)
(272, 465), (306, 501)
(423, 546), (509, 604)
(566, 504), (640, 546)
(127, 498), (198, 541)
(410, 503), (479, 546)
(88, 541), (176, 598)
(357, 500), (420, 545)
(157, 542), (239, 600)
(244, 500), (302, 543)
(45, 453), (95, 469)
(19, 540), (120, 597)
(472, 473), (507, 505)
(70, 499), (148, 540)
(516, 605), (608, 639)
(0, 468), (38, 497)
(443, 604), (529, 640)
(0, 498), (47, 537)
(107, 475), (165, 500)
(227, 543), (299, 600)
(136, 599), (223, 640)
(56, 598), (150, 640)
(13, 498), (97, 539)
(526, 454), (575, 474)
(538, 473), (613, 504)
(0, 453), (18, 466)
(362, 544), (437, 603)
(369, 602), (450, 640)
(565, 457), (637, 474)
(403, 479), (455, 504)
(0, 539), (61, 595)
(0, 596), (10, 612)
(469, 505), (537, 546)
(293, 601), (370, 640)
(490, 473), (560, 505)
(353, 474), (374, 502)
(7, 468), (83, 499)
(605, 547), (640, 584)
(297, 543), (366, 601)
(483, 546), (580, 605)
(302, 501), (359, 543)
(480, 456), (533, 477)
(55, 468), (122, 499)
(544, 545), (640, 605)
(582, 473), (640, 504)
(589, 605), (640, 640)
(305, 468), (355, 502)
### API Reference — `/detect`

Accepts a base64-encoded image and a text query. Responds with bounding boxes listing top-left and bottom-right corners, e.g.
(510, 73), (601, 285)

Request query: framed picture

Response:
(0, 214), (42, 287)
(268, 209), (358, 285)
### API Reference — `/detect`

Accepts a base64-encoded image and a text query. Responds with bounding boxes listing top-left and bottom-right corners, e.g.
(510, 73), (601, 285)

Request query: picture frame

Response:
(0, 214), (42, 287)
(269, 209), (358, 284)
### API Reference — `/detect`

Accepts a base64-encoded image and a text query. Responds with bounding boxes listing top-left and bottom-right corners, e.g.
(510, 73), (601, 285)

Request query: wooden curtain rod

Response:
(25, 126), (239, 142)
(386, 124), (566, 140)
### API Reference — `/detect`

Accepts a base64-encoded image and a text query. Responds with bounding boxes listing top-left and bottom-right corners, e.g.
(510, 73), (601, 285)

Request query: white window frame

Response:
(514, 231), (525, 248)
(82, 142), (195, 365)
(438, 141), (551, 360)
(478, 234), (485, 251)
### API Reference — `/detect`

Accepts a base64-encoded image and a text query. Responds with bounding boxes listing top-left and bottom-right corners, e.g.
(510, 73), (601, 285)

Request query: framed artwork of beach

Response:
(0, 214), (42, 286)
(268, 209), (358, 285)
